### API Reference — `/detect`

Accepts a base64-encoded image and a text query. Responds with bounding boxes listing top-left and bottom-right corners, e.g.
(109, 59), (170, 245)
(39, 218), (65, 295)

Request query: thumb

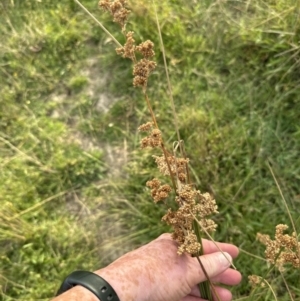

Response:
(188, 252), (232, 285)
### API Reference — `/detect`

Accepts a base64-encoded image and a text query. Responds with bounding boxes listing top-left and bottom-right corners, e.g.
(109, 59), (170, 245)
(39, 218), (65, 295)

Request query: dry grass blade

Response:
(73, 0), (122, 47)
(239, 248), (267, 262)
(234, 294), (265, 301)
(280, 270), (295, 301)
(0, 136), (54, 173)
(262, 279), (279, 301)
(267, 160), (300, 259)
(8, 190), (70, 221)
(152, 1), (182, 153)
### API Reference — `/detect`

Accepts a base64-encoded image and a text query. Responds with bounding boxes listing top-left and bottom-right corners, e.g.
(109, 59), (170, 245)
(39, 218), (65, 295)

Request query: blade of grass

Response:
(73, 0), (122, 48)
(8, 190), (71, 221)
(280, 270), (295, 301)
(152, 1), (182, 153)
(267, 160), (300, 259)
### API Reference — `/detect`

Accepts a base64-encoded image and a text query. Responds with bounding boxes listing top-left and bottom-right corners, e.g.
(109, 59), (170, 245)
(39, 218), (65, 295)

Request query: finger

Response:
(211, 286), (233, 301)
(157, 233), (173, 240)
(202, 239), (239, 259)
(187, 252), (232, 285)
(181, 295), (207, 301)
(185, 286), (233, 301)
(188, 270), (241, 299)
(211, 268), (242, 286)
(181, 296), (206, 301)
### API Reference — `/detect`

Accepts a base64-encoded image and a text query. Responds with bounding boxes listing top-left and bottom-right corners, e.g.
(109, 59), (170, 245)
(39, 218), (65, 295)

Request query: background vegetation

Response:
(0, 0), (299, 300)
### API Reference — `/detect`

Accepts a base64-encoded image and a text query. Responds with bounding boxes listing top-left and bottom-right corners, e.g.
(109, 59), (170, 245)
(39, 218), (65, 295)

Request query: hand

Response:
(95, 233), (242, 301)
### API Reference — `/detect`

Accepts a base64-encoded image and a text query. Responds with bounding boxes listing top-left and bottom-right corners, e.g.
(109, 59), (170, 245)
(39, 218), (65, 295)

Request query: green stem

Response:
(193, 220), (213, 301)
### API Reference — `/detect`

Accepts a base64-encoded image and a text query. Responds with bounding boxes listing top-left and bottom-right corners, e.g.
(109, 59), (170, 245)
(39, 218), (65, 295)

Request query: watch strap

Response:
(56, 270), (119, 301)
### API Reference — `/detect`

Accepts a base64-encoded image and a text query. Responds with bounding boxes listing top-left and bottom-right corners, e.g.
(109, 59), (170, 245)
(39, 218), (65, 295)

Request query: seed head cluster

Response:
(133, 58), (157, 89)
(116, 34), (156, 89)
(99, 0), (130, 29)
(257, 224), (300, 271)
(153, 155), (189, 182)
(99, 1), (219, 257)
(138, 122), (153, 132)
(116, 31), (135, 59)
(146, 178), (172, 203)
(161, 184), (218, 255)
(100, 0), (156, 89)
(140, 129), (162, 148)
(139, 130), (218, 255)
(248, 275), (266, 288)
(136, 40), (155, 59)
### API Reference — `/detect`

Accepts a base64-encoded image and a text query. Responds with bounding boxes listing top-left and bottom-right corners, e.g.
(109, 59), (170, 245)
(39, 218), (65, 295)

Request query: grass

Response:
(1, 0), (300, 300)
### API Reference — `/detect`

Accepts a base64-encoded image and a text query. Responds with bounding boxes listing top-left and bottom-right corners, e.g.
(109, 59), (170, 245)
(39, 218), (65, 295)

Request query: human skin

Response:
(52, 233), (242, 301)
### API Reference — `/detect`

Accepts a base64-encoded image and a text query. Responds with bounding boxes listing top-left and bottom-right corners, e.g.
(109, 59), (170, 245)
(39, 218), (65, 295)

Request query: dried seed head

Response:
(257, 224), (300, 270)
(136, 40), (155, 58)
(110, 1), (122, 13)
(198, 218), (218, 232)
(140, 137), (152, 148)
(147, 180), (172, 203)
(176, 185), (197, 206)
(133, 58), (157, 89)
(133, 75), (147, 88)
(178, 172), (186, 182)
(248, 275), (266, 288)
(161, 183), (217, 255)
(177, 232), (201, 255)
(138, 122), (153, 132)
(151, 128), (161, 138)
(150, 129), (162, 146)
(99, 0), (130, 29)
(196, 192), (219, 218)
(116, 31), (135, 59)
(153, 155), (189, 178)
(140, 129), (162, 148)
(146, 178), (161, 189)
(99, 0), (110, 10)
(155, 192), (168, 202)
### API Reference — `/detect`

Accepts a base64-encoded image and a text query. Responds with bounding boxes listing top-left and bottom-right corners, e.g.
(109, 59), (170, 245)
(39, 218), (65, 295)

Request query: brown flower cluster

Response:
(257, 224), (300, 270)
(115, 32), (156, 89)
(146, 178), (172, 203)
(116, 31), (135, 59)
(162, 184), (218, 255)
(99, 0), (130, 29)
(133, 58), (157, 88)
(138, 121), (153, 132)
(153, 155), (189, 182)
(138, 122), (162, 148)
(100, 0), (156, 89)
(248, 275), (266, 288)
(136, 40), (155, 59)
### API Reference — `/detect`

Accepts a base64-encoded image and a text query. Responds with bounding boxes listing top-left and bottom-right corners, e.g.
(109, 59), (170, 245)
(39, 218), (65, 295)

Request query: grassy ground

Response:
(1, 0), (300, 300)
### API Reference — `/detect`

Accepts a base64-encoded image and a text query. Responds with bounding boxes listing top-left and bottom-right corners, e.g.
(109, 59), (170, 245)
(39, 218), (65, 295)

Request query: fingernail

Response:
(217, 252), (232, 268)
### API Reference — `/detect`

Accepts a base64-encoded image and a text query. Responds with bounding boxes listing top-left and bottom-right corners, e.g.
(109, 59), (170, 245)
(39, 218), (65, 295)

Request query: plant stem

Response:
(193, 220), (213, 301)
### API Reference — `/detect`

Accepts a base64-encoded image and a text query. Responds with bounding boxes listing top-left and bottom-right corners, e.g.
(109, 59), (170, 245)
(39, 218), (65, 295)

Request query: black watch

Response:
(56, 270), (120, 301)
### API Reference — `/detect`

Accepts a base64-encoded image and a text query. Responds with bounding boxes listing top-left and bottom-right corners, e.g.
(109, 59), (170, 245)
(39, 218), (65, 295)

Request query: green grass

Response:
(1, 0), (300, 300)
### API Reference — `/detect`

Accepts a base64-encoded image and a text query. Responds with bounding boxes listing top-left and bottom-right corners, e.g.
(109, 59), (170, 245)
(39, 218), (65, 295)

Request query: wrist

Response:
(55, 270), (120, 301)
(53, 285), (100, 301)
(94, 268), (141, 301)
(93, 269), (123, 301)
(72, 285), (101, 301)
